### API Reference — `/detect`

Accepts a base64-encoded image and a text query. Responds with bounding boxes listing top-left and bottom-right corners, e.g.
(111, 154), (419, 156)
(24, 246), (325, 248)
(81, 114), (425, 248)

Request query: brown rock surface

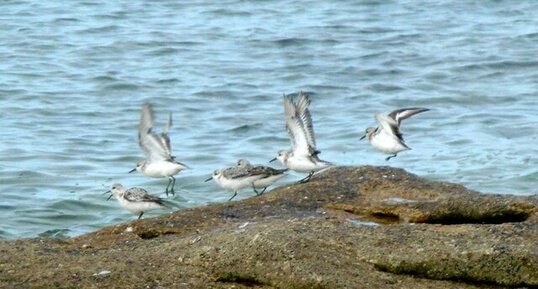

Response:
(0, 166), (536, 288)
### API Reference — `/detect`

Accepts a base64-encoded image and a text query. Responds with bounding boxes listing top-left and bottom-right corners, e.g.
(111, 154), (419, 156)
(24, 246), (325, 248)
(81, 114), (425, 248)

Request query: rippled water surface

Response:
(1, 0), (537, 239)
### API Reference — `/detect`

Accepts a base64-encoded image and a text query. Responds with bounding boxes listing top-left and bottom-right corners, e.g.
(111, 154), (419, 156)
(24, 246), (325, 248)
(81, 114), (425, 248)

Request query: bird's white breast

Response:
(253, 174), (286, 188)
(286, 154), (329, 172)
(370, 130), (409, 154)
(214, 175), (260, 191)
(143, 161), (184, 178)
(117, 197), (163, 214)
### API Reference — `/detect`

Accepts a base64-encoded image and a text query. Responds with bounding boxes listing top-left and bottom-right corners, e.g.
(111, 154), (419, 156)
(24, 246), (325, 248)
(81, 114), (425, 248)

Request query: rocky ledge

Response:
(0, 166), (536, 289)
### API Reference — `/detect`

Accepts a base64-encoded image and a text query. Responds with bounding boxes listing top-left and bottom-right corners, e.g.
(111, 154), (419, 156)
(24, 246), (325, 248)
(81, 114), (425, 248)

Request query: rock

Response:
(92, 270), (111, 277)
(0, 166), (536, 288)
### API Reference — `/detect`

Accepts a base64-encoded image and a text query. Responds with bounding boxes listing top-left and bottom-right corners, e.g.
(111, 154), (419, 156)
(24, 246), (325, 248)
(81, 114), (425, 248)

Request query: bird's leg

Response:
(385, 154), (397, 161)
(138, 211), (144, 220)
(170, 176), (176, 196)
(258, 187), (267, 195)
(252, 184), (260, 196)
(252, 184), (267, 196)
(228, 191), (238, 201)
(298, 171), (314, 184)
(164, 178), (172, 197)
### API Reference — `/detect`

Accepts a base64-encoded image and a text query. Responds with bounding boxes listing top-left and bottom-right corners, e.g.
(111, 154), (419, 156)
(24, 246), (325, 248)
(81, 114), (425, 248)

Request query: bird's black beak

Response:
(359, 135), (366, 140)
(204, 176), (213, 182)
(269, 157), (277, 163)
(128, 168), (136, 173)
(107, 194), (113, 201)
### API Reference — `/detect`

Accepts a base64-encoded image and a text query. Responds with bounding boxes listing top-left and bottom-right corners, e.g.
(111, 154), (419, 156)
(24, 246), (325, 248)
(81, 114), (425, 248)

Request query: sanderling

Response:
(360, 107), (429, 161)
(104, 183), (165, 219)
(130, 103), (188, 196)
(236, 159), (287, 195)
(270, 92), (331, 183)
(204, 164), (265, 201)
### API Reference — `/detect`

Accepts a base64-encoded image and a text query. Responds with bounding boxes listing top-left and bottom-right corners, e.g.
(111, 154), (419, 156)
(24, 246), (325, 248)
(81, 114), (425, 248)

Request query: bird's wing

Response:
(159, 112), (173, 157)
(284, 94), (312, 156)
(223, 166), (257, 179)
(388, 107), (429, 126)
(375, 113), (403, 141)
(295, 92), (318, 155)
(138, 103), (173, 162)
(247, 165), (287, 177)
(139, 103), (154, 135)
(283, 94), (298, 150)
(124, 187), (162, 204)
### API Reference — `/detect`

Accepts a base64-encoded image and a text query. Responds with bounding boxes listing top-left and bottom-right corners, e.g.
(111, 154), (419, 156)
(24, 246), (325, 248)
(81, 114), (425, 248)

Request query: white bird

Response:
(360, 107), (429, 160)
(236, 159), (287, 195)
(105, 183), (165, 219)
(270, 92), (331, 183)
(130, 103), (187, 196)
(204, 164), (265, 201)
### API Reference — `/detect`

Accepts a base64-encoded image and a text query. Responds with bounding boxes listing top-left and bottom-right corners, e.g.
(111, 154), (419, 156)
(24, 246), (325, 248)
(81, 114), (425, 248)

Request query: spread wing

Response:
(375, 113), (403, 141)
(388, 107), (429, 126)
(160, 112), (173, 156)
(295, 92), (319, 155)
(283, 94), (298, 150)
(124, 187), (163, 205)
(283, 93), (317, 157)
(138, 103), (174, 163)
(284, 94), (310, 155)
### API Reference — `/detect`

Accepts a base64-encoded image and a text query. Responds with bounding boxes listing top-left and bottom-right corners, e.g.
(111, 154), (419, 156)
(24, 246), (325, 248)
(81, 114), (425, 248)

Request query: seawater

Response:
(1, 0), (537, 239)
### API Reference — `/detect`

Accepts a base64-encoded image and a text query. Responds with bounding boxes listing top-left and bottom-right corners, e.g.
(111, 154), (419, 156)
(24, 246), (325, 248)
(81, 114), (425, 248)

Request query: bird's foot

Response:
(252, 184), (260, 196)
(297, 172), (314, 184)
(385, 154), (397, 161)
(228, 191), (238, 202)
(254, 187), (267, 196)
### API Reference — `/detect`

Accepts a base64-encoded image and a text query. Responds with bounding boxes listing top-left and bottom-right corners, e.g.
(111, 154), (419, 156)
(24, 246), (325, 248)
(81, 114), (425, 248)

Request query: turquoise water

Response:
(1, 1), (537, 239)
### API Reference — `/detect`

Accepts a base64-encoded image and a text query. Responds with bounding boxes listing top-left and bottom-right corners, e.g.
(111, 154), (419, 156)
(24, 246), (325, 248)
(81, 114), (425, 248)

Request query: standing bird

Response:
(104, 183), (165, 219)
(270, 92), (331, 183)
(360, 107), (429, 161)
(130, 103), (188, 196)
(236, 159), (287, 195)
(205, 164), (265, 201)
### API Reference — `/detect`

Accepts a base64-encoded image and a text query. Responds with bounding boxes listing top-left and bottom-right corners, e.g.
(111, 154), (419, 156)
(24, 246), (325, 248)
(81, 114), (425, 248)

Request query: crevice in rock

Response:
(373, 263), (529, 288)
(369, 212), (401, 223)
(419, 211), (531, 225)
(137, 231), (161, 239)
(135, 229), (180, 240)
(216, 272), (267, 286)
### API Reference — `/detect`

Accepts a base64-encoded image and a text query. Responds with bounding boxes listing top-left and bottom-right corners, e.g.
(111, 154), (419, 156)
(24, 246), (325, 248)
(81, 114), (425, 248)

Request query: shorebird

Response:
(205, 164), (265, 201)
(130, 103), (187, 196)
(104, 183), (165, 219)
(360, 107), (429, 161)
(270, 92), (331, 183)
(236, 159), (287, 195)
